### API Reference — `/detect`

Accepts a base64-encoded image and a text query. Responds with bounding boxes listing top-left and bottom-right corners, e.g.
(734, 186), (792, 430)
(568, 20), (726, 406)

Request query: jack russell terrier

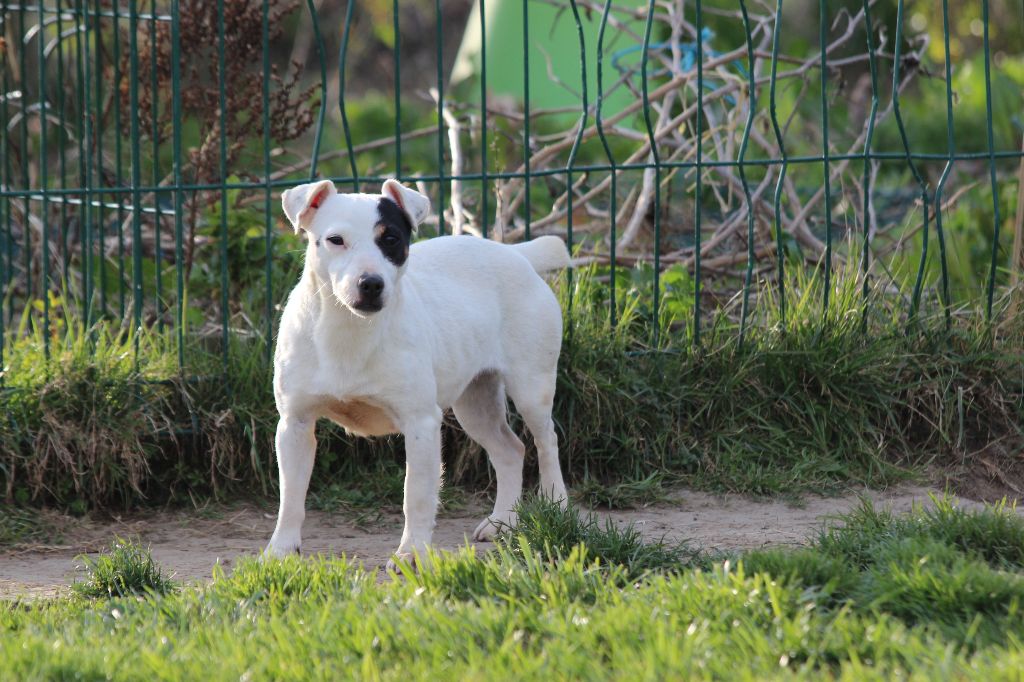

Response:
(266, 178), (569, 565)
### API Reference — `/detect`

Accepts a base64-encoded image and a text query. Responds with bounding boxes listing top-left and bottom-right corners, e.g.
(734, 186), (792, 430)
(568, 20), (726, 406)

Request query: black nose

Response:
(357, 273), (384, 299)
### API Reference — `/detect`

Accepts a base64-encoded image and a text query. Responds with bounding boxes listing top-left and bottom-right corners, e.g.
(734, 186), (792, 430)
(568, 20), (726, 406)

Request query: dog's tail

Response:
(510, 236), (570, 274)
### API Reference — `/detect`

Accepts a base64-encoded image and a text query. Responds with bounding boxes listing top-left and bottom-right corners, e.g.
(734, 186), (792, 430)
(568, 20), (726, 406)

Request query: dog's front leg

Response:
(265, 415), (316, 557)
(391, 410), (443, 567)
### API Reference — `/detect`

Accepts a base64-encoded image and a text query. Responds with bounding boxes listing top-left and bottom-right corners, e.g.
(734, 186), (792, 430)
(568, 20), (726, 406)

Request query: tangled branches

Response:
(435, 0), (934, 289)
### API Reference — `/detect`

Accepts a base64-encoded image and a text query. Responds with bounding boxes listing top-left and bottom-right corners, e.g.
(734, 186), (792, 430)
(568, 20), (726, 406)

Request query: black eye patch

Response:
(376, 197), (413, 266)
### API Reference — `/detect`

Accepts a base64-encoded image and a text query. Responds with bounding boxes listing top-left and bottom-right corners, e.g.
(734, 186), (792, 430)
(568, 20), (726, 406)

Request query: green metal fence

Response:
(1, 0), (1022, 381)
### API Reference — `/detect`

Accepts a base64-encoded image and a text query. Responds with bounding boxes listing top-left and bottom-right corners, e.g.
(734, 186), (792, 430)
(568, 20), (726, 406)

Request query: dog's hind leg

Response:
(266, 416), (316, 557)
(454, 372), (526, 542)
(506, 371), (568, 506)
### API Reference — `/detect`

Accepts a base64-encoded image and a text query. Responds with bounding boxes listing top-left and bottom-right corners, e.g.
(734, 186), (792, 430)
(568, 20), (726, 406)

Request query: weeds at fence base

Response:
(1, 270), (1022, 513)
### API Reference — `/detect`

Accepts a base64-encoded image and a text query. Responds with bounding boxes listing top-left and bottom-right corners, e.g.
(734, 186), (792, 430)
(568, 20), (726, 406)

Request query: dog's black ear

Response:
(381, 179), (430, 228)
(282, 179), (336, 234)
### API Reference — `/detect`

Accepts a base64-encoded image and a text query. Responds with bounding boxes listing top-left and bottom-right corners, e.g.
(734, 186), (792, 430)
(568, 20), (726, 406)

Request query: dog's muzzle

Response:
(353, 273), (385, 312)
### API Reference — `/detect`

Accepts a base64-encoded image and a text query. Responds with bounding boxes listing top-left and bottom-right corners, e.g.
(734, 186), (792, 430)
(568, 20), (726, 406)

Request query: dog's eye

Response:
(380, 234), (399, 247)
(326, 235), (345, 246)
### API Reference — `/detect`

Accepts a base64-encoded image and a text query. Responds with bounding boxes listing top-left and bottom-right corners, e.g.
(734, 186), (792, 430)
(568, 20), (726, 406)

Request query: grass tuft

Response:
(816, 496), (1024, 570)
(742, 496), (1024, 646)
(573, 472), (671, 508)
(498, 496), (699, 579)
(0, 508), (55, 547)
(73, 538), (176, 599)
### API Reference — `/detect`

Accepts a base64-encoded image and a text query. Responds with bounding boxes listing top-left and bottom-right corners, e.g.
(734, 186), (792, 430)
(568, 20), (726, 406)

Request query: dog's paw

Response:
(385, 552), (417, 574)
(472, 512), (517, 542)
(540, 484), (570, 509)
(263, 538), (301, 559)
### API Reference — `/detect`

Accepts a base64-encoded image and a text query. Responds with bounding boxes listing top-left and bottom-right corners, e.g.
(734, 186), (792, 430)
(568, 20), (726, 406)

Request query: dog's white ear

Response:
(282, 179), (336, 234)
(381, 179), (431, 227)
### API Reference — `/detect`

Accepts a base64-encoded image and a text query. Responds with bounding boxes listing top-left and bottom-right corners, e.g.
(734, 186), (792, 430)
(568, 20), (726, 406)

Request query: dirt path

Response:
(1, 485), (1014, 600)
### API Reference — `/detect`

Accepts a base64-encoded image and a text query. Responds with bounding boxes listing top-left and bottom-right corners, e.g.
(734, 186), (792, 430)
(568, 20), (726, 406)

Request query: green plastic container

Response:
(450, 0), (649, 120)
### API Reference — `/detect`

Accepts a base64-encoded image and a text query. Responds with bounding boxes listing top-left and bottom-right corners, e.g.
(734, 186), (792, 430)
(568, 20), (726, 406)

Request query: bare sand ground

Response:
(1, 485), (1015, 600)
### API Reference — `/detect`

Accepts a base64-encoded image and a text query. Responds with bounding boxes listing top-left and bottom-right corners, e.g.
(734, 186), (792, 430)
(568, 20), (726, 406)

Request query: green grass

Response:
(3, 500), (1024, 679)
(573, 471), (671, 508)
(72, 538), (177, 599)
(742, 497), (1024, 645)
(550, 265), (1023, 499)
(0, 507), (56, 546)
(497, 496), (698, 579)
(1, 267), (1021, 512)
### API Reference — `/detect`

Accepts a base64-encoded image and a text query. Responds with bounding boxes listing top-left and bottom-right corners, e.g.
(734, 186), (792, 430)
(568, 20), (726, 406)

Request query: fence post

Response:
(692, 0), (703, 348)
(769, 0), (789, 328)
(737, 0), (757, 349)
(819, 0), (833, 316)
(932, 0), (956, 330)
(982, 0), (1003, 322)
(596, 0), (618, 329)
(1011, 137), (1024, 316)
(640, 0), (661, 344)
(171, 0), (185, 370)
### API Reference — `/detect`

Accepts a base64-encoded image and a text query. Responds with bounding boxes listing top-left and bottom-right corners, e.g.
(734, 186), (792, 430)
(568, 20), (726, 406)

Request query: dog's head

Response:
(281, 179), (430, 316)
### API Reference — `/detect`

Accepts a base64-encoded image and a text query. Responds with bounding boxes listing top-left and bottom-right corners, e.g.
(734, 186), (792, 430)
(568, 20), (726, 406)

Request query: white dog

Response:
(265, 178), (569, 563)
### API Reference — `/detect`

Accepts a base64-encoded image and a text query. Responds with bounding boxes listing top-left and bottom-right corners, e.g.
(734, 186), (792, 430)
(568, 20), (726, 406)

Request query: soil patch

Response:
(2, 485), (1018, 600)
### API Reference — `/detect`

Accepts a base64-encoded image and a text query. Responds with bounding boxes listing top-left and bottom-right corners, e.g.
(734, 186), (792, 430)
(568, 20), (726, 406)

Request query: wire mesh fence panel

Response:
(1, 0), (1022, 383)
